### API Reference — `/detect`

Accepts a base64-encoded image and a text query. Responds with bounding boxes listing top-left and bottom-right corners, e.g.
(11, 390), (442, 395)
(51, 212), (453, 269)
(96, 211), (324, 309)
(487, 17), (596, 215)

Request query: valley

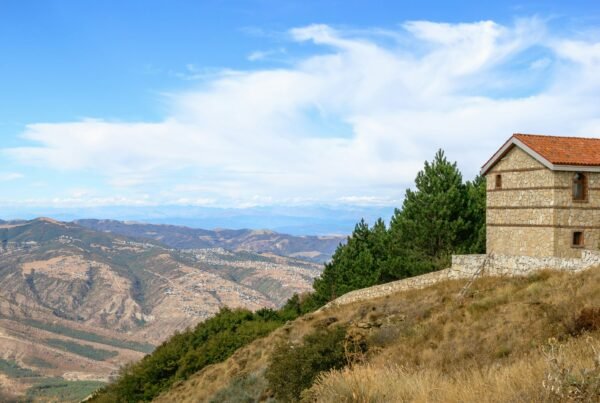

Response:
(0, 218), (325, 401)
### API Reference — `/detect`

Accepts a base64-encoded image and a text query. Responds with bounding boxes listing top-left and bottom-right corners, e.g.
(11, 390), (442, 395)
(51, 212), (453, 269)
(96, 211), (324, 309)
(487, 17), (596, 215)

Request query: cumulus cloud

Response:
(5, 18), (600, 207)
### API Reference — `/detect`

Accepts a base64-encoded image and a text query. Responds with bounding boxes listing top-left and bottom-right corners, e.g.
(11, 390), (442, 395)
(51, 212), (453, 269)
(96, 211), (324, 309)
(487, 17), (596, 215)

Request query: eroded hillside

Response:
(0, 218), (321, 401)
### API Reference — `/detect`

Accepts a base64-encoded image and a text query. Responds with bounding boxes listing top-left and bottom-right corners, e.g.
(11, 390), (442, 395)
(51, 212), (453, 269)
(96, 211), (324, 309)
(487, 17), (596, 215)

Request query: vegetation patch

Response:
(570, 307), (600, 336)
(26, 377), (106, 402)
(266, 326), (367, 402)
(0, 359), (39, 378)
(208, 373), (273, 403)
(45, 338), (118, 361)
(23, 356), (56, 369)
(89, 306), (308, 402)
(23, 318), (155, 353)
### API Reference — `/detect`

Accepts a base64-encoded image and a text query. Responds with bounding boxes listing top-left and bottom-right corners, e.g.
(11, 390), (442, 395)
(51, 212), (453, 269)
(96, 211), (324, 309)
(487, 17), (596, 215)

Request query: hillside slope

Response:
(75, 219), (345, 263)
(154, 266), (600, 402)
(0, 218), (321, 401)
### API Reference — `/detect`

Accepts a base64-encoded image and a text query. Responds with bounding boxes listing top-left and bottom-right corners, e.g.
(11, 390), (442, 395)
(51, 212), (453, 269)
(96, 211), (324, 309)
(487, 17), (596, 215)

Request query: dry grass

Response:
(304, 333), (600, 402)
(157, 267), (600, 402)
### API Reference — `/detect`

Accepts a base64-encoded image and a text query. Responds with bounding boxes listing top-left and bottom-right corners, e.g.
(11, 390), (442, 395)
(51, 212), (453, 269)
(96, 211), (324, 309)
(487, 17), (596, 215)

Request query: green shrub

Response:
(265, 326), (364, 402)
(90, 307), (300, 402)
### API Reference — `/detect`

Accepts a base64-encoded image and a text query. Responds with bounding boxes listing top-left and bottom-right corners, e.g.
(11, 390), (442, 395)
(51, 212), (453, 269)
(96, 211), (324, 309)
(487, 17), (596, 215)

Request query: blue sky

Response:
(1, 1), (600, 231)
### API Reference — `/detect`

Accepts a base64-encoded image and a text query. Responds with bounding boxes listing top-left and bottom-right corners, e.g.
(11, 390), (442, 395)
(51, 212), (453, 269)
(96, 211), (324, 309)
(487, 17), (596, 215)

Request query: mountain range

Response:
(1, 205), (394, 236)
(0, 218), (328, 401)
(75, 219), (345, 263)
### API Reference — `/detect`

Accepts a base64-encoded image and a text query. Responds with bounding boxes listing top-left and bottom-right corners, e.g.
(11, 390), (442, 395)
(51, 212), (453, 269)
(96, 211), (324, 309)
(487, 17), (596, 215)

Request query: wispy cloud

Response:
(5, 18), (600, 208)
(0, 172), (23, 182)
(247, 47), (287, 61)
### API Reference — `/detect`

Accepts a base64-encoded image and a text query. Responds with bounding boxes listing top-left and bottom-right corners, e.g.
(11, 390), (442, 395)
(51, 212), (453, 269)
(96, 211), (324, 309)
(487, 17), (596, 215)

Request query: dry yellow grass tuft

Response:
(304, 334), (600, 402)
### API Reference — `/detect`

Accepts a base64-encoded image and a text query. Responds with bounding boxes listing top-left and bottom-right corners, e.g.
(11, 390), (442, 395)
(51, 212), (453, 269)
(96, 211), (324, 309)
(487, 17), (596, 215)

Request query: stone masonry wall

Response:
(553, 171), (600, 258)
(320, 251), (600, 310)
(486, 146), (556, 257)
(485, 146), (600, 258)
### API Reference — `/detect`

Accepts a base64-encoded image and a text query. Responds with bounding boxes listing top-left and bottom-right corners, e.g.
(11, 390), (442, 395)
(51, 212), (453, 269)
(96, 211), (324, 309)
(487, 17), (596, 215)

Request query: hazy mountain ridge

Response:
(75, 219), (345, 263)
(0, 218), (322, 401)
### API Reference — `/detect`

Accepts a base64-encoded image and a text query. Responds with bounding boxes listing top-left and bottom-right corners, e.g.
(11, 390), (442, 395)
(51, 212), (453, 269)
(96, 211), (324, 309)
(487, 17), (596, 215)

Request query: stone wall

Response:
(485, 145), (600, 258)
(451, 251), (600, 276)
(319, 251), (600, 310)
(489, 146), (545, 171)
(486, 146), (556, 257)
(553, 171), (600, 257)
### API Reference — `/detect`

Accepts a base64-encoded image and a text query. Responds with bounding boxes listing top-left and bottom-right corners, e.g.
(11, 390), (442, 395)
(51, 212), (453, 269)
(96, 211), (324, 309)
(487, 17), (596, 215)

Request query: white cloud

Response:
(0, 172), (23, 182)
(5, 18), (600, 207)
(247, 47), (287, 61)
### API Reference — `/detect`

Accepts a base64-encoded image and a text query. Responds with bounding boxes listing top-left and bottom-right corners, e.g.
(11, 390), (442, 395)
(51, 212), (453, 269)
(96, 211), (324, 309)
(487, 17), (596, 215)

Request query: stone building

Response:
(481, 134), (600, 258)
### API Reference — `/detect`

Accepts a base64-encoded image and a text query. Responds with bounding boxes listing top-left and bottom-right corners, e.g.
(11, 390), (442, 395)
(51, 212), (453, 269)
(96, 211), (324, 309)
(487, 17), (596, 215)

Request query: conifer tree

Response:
(313, 219), (385, 302)
(464, 175), (486, 253)
(390, 149), (467, 270)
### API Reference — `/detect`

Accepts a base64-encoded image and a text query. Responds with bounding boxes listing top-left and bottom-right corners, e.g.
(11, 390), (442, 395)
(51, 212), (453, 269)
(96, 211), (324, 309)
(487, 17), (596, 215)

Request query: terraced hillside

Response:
(0, 218), (321, 401)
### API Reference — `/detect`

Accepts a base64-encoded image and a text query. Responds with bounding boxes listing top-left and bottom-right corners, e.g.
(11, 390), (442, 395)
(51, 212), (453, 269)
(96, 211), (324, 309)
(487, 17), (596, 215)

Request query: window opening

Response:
(572, 231), (584, 247)
(573, 173), (587, 201)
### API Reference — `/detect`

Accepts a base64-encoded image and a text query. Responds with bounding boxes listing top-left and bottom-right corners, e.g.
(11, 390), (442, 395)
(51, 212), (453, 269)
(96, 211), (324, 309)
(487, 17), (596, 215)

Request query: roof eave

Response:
(551, 165), (600, 172)
(481, 136), (600, 175)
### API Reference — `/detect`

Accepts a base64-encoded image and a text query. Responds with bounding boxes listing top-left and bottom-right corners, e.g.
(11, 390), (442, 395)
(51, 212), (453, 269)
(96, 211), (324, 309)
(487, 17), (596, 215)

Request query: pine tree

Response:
(390, 149), (467, 270)
(312, 149), (487, 303)
(464, 175), (486, 253)
(313, 219), (385, 302)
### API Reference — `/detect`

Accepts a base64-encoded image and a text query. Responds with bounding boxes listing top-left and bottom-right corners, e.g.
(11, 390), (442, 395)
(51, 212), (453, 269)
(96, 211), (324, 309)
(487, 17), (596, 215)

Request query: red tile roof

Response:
(513, 133), (600, 166)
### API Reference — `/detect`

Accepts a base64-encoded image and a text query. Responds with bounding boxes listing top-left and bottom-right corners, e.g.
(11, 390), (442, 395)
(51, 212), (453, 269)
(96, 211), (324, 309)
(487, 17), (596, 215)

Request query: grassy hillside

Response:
(152, 266), (600, 402)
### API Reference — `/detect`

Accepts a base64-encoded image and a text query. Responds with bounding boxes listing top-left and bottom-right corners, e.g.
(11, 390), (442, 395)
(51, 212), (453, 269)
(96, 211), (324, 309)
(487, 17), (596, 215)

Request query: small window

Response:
(572, 172), (587, 201)
(572, 231), (584, 247)
(495, 174), (502, 189)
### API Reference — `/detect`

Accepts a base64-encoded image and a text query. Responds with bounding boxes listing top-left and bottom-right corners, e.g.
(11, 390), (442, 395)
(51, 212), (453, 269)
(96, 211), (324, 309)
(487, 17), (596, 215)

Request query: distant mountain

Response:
(0, 218), (322, 401)
(2, 204), (394, 235)
(75, 219), (345, 263)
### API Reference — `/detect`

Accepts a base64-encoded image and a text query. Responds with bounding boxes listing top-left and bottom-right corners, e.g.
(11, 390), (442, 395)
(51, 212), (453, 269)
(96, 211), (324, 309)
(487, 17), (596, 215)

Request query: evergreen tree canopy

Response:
(312, 149), (486, 304)
(391, 149), (469, 269)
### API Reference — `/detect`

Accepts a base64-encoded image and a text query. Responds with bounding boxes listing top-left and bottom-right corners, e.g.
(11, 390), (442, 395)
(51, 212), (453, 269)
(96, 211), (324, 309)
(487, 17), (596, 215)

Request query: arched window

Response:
(495, 174), (502, 189)
(572, 172), (587, 201)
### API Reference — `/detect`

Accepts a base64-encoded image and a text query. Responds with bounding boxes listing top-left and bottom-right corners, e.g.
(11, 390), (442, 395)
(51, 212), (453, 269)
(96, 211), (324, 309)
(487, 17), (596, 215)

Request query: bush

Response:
(265, 326), (365, 402)
(208, 373), (273, 403)
(570, 307), (600, 336)
(90, 307), (297, 402)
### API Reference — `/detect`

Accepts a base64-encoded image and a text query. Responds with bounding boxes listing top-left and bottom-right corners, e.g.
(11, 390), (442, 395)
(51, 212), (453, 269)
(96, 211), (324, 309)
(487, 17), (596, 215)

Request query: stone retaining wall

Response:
(320, 251), (600, 310)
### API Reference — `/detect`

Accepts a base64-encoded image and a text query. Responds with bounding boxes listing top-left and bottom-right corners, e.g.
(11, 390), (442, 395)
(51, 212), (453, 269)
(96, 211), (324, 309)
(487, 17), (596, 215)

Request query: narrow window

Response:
(495, 174), (502, 189)
(572, 172), (587, 201)
(572, 231), (584, 247)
